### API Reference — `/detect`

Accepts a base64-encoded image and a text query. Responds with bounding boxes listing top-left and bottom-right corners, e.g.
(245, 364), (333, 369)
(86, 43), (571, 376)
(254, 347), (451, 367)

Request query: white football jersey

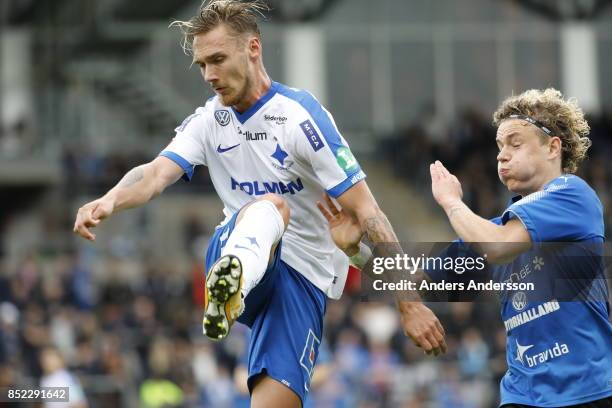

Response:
(160, 82), (366, 299)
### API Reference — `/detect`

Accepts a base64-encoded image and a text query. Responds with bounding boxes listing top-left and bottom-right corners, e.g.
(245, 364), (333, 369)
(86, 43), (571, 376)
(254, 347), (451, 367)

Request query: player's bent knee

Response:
(258, 193), (290, 226)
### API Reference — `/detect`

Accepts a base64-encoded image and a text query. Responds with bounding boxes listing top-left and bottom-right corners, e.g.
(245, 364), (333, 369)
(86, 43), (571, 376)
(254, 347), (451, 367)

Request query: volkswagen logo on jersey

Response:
(214, 110), (231, 126)
(512, 291), (528, 311)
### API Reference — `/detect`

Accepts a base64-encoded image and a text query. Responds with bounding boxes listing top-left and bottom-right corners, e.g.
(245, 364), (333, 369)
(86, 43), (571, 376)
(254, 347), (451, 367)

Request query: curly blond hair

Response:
(170, 0), (269, 55)
(492, 88), (591, 173)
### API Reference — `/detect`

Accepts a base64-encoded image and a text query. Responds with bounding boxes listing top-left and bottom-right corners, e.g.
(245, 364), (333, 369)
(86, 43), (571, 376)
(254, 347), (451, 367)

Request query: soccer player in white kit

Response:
(73, 1), (446, 406)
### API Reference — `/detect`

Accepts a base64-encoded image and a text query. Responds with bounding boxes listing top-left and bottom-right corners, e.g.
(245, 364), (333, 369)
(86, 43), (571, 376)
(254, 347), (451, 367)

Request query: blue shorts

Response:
(205, 210), (327, 405)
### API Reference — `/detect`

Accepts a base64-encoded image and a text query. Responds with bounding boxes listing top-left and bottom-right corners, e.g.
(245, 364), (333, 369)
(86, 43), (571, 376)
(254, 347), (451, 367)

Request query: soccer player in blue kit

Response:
(323, 88), (612, 407)
(73, 1), (446, 406)
(428, 88), (612, 407)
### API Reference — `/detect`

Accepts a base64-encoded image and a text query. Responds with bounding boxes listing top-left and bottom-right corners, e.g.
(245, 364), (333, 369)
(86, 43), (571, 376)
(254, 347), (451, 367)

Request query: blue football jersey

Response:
(493, 175), (612, 407)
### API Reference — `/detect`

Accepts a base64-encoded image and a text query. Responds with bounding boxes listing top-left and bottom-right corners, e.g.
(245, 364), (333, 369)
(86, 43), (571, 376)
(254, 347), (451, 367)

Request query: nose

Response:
(497, 147), (509, 163)
(202, 65), (218, 84)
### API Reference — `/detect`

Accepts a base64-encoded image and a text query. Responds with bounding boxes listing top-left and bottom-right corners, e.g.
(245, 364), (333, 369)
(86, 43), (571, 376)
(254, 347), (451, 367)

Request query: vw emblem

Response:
(511, 291), (528, 311)
(214, 110), (231, 126)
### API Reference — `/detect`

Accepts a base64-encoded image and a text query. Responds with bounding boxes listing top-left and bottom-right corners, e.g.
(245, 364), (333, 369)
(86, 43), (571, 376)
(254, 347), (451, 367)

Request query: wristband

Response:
(349, 242), (372, 269)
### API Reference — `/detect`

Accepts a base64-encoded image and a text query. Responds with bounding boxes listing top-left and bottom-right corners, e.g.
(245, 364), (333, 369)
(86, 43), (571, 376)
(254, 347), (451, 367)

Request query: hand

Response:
(317, 194), (363, 256)
(430, 160), (463, 212)
(73, 196), (114, 241)
(398, 301), (447, 356)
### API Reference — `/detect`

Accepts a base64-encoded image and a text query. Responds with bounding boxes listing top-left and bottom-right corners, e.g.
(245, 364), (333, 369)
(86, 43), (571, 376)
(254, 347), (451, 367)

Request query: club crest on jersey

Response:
(300, 120), (324, 152)
(214, 110), (231, 126)
(270, 143), (293, 170)
(300, 329), (320, 391)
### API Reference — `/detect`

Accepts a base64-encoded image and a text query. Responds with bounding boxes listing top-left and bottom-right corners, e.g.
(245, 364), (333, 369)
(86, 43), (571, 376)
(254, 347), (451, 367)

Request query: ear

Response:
(247, 36), (261, 59)
(549, 136), (562, 159)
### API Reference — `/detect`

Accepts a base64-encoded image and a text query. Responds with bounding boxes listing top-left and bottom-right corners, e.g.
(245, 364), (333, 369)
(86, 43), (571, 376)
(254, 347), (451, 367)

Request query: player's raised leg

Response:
(203, 194), (289, 340)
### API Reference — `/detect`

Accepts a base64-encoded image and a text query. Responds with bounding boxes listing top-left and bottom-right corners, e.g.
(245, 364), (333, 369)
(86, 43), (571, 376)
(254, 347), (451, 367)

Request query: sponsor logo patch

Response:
(336, 147), (358, 171)
(300, 120), (324, 152)
(264, 114), (287, 125)
(515, 339), (570, 368)
(351, 170), (366, 184)
(245, 131), (267, 141)
(504, 300), (560, 332)
(231, 177), (304, 196)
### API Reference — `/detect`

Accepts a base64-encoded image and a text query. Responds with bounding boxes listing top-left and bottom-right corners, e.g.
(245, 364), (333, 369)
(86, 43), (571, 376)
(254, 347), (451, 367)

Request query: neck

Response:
(233, 66), (271, 113)
(520, 168), (563, 196)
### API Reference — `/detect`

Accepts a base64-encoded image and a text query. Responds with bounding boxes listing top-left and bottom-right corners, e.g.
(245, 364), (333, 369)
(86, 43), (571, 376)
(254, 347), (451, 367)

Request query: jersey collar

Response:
(508, 174), (570, 204)
(231, 81), (279, 124)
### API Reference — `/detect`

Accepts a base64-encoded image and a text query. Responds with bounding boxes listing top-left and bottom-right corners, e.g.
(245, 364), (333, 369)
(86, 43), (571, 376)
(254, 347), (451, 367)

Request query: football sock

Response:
(220, 199), (285, 298)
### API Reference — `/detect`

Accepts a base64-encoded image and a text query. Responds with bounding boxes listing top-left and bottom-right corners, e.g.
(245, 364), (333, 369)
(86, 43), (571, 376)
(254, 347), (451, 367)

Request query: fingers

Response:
(435, 320), (446, 337)
(73, 205), (99, 241)
(404, 311), (448, 356)
(91, 205), (106, 221)
(429, 163), (440, 182)
(324, 194), (340, 216)
(435, 160), (450, 177)
(316, 201), (335, 223)
(414, 335), (434, 355)
(429, 325), (447, 355)
(431, 160), (454, 181)
(417, 328), (446, 356)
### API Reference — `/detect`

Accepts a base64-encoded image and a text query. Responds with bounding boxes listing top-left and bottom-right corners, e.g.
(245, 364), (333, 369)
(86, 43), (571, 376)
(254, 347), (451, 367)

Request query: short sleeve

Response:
(501, 176), (604, 242)
(277, 87), (366, 198)
(159, 107), (210, 181)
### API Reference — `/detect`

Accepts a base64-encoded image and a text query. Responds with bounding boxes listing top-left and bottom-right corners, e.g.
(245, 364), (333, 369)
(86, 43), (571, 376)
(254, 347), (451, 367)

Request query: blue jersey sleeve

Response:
(159, 107), (211, 181)
(501, 175), (604, 242)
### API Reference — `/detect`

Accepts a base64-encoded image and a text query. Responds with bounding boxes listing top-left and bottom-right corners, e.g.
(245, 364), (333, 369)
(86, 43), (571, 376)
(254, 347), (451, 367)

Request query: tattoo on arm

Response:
(448, 205), (465, 218)
(362, 211), (422, 301)
(117, 166), (144, 188)
(364, 213), (398, 244)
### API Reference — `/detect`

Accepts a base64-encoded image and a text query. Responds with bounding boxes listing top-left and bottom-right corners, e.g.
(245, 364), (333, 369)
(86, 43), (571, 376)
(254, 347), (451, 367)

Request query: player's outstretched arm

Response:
(331, 182), (447, 356)
(73, 156), (184, 241)
(430, 160), (531, 263)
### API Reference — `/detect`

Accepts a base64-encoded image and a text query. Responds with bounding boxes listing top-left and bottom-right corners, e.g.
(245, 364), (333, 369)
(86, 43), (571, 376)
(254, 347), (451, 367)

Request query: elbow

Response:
(479, 241), (527, 265)
(147, 162), (167, 199)
(483, 248), (511, 265)
(355, 203), (382, 226)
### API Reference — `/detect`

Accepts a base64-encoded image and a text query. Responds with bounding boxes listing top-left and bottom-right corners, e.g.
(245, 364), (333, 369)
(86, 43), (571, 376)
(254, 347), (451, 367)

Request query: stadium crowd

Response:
(0, 248), (506, 407)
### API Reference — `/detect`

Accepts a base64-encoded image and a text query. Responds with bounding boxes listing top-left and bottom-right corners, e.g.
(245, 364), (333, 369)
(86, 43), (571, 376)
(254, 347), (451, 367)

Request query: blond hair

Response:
(171, 0), (269, 55)
(492, 88), (591, 173)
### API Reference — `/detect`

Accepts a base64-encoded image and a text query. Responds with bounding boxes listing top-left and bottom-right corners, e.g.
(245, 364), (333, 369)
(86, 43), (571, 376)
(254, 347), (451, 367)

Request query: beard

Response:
(219, 76), (250, 108)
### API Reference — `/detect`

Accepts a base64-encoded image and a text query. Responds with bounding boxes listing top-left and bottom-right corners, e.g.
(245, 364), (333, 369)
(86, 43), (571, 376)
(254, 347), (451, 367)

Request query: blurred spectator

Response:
(39, 347), (88, 408)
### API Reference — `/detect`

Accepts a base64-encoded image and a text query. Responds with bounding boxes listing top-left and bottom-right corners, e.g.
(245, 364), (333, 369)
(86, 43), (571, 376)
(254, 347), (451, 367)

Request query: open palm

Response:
(317, 194), (363, 255)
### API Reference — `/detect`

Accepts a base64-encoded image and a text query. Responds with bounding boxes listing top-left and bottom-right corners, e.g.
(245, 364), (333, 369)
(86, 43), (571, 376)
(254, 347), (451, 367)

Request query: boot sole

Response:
(203, 255), (242, 340)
